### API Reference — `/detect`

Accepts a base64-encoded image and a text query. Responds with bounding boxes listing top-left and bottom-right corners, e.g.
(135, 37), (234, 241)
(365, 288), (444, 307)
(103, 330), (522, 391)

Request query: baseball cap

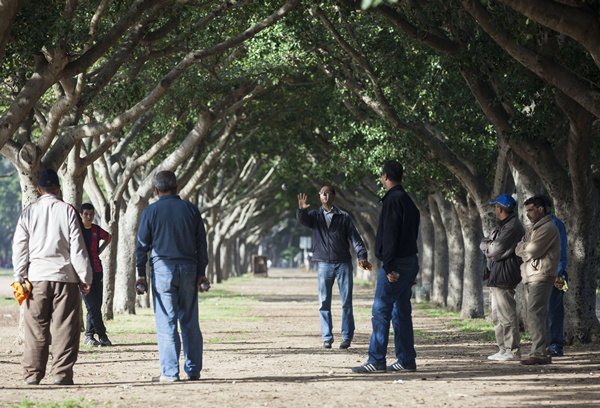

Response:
(489, 194), (516, 208)
(38, 169), (60, 187)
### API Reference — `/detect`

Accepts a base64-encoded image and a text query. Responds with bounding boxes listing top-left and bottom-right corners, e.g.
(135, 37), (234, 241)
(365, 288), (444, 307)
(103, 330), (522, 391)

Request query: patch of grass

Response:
(417, 302), (495, 341)
(96, 276), (265, 338)
(446, 319), (496, 341)
(0, 296), (20, 308)
(413, 329), (436, 340)
(415, 302), (533, 343)
(100, 308), (156, 335)
(0, 268), (14, 277)
(416, 302), (461, 319)
(198, 292), (263, 322)
(206, 336), (247, 343)
(12, 398), (94, 408)
(355, 278), (375, 287)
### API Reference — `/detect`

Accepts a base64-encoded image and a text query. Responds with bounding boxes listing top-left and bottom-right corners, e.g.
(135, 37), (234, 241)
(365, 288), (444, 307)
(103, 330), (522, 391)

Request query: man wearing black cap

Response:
(12, 169), (92, 385)
(480, 194), (525, 362)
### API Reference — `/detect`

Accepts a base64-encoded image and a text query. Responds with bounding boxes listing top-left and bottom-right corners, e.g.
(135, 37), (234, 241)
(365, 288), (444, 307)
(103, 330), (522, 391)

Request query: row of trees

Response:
(296, 0), (600, 343)
(1, 0), (599, 343)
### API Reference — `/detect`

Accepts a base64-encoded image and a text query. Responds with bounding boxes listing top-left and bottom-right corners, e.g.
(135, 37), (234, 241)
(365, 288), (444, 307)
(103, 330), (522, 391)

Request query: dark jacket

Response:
(296, 206), (367, 263)
(480, 213), (525, 289)
(375, 185), (420, 272)
(136, 195), (208, 278)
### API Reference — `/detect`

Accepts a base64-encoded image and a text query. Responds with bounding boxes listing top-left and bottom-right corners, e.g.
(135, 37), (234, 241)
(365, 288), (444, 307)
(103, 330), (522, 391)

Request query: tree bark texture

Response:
(429, 194), (448, 308)
(434, 193), (464, 312)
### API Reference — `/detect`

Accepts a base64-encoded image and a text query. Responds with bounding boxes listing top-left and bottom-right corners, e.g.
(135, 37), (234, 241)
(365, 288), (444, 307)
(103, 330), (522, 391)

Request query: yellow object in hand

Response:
(561, 280), (568, 292)
(359, 261), (372, 271)
(10, 279), (32, 306)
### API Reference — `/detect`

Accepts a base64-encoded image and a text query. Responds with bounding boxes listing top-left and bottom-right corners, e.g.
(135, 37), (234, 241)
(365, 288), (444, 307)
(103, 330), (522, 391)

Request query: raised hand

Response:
(298, 193), (310, 210)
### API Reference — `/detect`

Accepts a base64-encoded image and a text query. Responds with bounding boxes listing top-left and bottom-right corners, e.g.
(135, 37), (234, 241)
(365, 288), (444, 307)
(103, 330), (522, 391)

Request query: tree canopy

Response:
(1, 0), (599, 342)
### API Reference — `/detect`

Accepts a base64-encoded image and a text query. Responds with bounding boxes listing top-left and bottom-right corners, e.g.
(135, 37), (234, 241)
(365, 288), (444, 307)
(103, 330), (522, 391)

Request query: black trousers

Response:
(83, 272), (107, 338)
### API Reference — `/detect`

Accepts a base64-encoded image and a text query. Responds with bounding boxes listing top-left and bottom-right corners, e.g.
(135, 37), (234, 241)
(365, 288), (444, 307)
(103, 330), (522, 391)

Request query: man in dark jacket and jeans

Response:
(297, 186), (369, 349)
(480, 194), (525, 361)
(351, 160), (420, 374)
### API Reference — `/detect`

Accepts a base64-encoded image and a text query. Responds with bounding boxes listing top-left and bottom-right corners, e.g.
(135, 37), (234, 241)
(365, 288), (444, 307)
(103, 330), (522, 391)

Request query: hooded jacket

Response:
(480, 213), (525, 289)
(516, 214), (560, 285)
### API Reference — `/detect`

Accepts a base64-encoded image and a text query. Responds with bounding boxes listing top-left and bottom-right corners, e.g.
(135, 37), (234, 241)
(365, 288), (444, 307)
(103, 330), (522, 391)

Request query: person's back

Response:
(135, 170), (209, 382)
(12, 169), (91, 385)
(15, 194), (90, 283)
(141, 195), (204, 266)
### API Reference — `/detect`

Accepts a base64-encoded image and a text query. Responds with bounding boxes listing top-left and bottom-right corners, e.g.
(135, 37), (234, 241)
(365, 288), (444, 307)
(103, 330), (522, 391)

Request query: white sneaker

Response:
(496, 351), (521, 361)
(488, 350), (507, 360)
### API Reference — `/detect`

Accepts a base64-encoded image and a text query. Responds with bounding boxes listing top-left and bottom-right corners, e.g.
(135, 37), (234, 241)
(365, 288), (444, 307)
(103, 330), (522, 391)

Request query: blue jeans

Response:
(152, 264), (203, 380)
(367, 256), (419, 367)
(548, 286), (564, 354)
(317, 262), (354, 342)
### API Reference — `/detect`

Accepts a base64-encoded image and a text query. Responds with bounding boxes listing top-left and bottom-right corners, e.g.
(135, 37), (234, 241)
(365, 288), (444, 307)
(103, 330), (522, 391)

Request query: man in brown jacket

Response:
(516, 195), (560, 365)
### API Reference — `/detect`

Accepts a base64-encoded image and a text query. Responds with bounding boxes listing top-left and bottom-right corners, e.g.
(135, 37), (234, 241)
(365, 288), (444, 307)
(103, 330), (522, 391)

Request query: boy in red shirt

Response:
(80, 203), (112, 346)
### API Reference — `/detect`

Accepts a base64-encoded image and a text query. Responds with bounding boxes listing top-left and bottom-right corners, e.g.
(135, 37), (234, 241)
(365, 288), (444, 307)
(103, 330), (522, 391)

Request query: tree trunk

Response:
(113, 194), (147, 314)
(429, 194), (448, 307)
(434, 193), (464, 312)
(101, 215), (119, 320)
(454, 195), (485, 319)
(416, 202), (434, 302)
(562, 208), (600, 343)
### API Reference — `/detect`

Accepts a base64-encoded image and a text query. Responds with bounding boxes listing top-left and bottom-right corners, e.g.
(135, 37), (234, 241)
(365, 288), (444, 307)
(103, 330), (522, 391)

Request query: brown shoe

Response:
(521, 357), (550, 365)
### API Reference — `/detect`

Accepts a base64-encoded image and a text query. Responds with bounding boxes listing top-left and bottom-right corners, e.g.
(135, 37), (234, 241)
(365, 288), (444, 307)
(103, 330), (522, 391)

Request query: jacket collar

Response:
(532, 213), (553, 229)
(497, 212), (516, 227)
(318, 205), (339, 214)
(380, 184), (404, 202)
(158, 194), (180, 201)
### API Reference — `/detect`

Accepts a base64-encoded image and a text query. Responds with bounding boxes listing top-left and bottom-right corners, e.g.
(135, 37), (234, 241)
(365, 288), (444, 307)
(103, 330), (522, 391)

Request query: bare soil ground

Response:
(1, 268), (600, 408)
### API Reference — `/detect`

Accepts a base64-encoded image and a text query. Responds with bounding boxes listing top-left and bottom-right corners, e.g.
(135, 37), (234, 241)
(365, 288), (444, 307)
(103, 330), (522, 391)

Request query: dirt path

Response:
(1, 268), (600, 408)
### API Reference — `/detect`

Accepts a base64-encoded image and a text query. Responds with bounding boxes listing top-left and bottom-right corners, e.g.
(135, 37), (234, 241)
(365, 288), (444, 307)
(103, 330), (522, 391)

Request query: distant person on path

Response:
(297, 185), (369, 349)
(79, 203), (112, 347)
(135, 171), (210, 382)
(541, 196), (568, 357)
(480, 194), (525, 362)
(516, 195), (560, 365)
(12, 169), (92, 385)
(352, 160), (420, 373)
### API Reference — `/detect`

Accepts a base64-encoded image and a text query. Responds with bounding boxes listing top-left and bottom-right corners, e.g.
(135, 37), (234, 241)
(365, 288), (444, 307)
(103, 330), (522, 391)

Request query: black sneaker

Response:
(98, 337), (112, 347)
(387, 362), (416, 372)
(84, 336), (101, 346)
(351, 362), (386, 373)
(339, 339), (351, 349)
(323, 340), (333, 349)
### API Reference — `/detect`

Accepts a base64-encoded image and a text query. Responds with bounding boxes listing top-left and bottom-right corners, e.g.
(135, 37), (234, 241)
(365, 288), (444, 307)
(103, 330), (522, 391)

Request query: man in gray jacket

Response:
(480, 194), (525, 361)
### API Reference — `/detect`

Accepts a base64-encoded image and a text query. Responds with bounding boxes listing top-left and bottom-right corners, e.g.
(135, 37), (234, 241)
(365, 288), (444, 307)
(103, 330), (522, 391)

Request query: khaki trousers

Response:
(23, 281), (82, 383)
(524, 281), (553, 359)
(490, 287), (520, 353)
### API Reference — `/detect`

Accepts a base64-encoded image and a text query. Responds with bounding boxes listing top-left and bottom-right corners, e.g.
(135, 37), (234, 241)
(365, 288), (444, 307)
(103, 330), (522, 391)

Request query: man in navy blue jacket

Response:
(352, 160), (420, 374)
(135, 171), (210, 382)
(297, 185), (369, 349)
